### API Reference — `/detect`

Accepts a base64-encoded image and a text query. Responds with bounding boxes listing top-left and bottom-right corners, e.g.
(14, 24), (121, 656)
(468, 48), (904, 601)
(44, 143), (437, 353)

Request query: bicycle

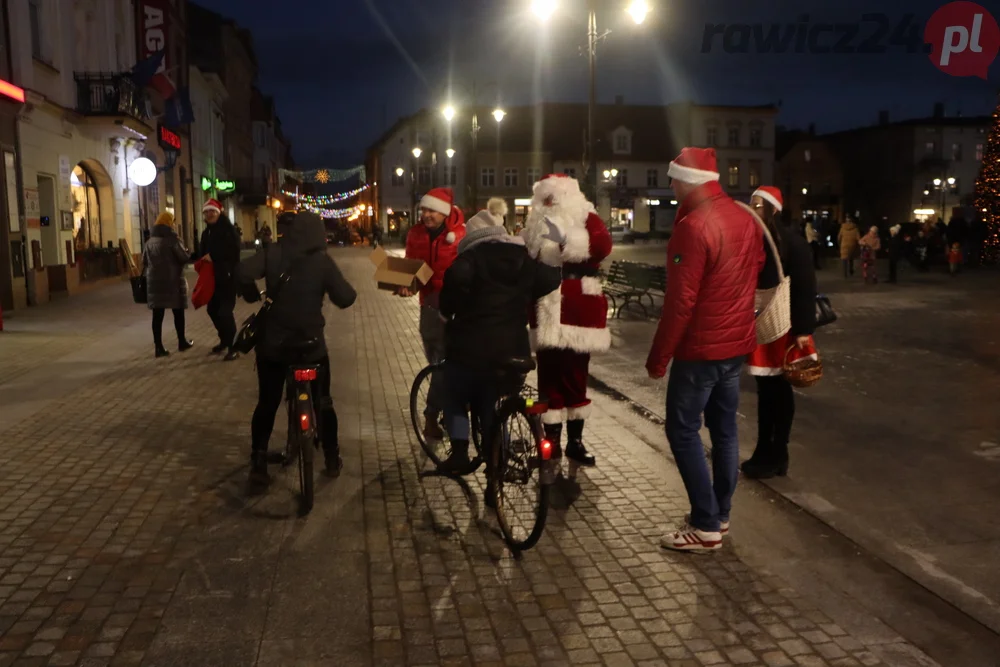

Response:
(410, 362), (482, 471)
(411, 357), (557, 551)
(266, 338), (323, 516)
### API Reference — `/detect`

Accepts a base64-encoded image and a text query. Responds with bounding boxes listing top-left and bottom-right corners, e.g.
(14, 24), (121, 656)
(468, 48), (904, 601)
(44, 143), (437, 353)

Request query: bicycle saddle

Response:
(502, 356), (536, 374)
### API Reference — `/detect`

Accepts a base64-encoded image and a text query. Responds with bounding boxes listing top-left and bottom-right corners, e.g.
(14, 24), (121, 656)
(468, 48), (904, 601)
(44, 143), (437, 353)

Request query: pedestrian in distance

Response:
(887, 225), (904, 283)
(742, 188), (817, 480)
(237, 210), (357, 492)
(859, 225), (880, 285)
(645, 147), (764, 552)
(804, 218), (822, 270)
(399, 187), (466, 442)
(948, 242), (963, 276)
(195, 198), (242, 361)
(143, 211), (194, 358)
(838, 216), (860, 278)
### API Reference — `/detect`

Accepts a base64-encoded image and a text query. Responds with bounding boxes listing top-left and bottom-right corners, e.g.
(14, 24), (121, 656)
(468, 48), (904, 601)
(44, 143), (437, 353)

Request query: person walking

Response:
(523, 174), (613, 467)
(645, 147), (764, 552)
(838, 216), (860, 278)
(741, 188), (817, 479)
(400, 187), (466, 442)
(436, 198), (561, 487)
(237, 211), (357, 492)
(144, 211), (193, 358)
(859, 225), (881, 285)
(887, 224), (904, 283)
(804, 218), (821, 270)
(196, 199), (242, 361)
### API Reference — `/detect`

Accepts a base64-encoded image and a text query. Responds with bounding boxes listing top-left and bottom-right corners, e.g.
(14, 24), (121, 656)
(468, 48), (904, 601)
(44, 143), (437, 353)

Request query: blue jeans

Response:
(443, 362), (498, 448)
(665, 357), (743, 533)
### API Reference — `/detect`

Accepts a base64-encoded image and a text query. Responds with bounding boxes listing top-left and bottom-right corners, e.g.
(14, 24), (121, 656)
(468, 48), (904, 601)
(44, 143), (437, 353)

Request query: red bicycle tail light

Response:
(540, 439), (553, 460)
(294, 369), (317, 382)
(299, 413), (311, 431)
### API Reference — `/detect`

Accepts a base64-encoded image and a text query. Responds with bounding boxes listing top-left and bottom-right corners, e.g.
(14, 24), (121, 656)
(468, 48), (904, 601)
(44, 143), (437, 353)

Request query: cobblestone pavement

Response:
(0, 248), (951, 666)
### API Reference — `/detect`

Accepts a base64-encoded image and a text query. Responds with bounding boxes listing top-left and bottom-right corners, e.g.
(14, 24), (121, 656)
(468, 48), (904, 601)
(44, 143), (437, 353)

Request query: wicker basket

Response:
(737, 201), (791, 344)
(782, 346), (823, 388)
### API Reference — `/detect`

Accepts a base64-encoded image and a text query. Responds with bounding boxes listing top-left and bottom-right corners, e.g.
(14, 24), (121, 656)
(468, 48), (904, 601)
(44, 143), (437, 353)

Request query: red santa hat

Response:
(752, 186), (783, 212)
(419, 187), (453, 216)
(667, 147), (720, 185)
(202, 198), (223, 214)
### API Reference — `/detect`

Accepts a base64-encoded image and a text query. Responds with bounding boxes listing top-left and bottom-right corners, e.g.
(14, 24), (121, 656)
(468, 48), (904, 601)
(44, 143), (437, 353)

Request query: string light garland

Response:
(282, 183), (370, 205)
(279, 165), (365, 184)
(301, 202), (369, 220)
(975, 94), (1000, 264)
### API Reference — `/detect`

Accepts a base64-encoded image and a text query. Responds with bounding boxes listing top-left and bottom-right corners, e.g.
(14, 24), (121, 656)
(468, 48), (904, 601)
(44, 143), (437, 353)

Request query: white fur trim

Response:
(752, 189), (783, 212)
(445, 231), (456, 244)
(562, 226), (591, 263)
(667, 161), (720, 185)
(747, 353), (817, 377)
(581, 276), (603, 296)
(566, 404), (592, 421)
(420, 194), (451, 216)
(542, 408), (566, 425)
(533, 285), (611, 353)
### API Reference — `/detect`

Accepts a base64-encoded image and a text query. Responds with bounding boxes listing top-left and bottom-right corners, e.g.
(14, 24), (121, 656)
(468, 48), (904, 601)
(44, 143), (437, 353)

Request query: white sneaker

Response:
(660, 525), (723, 552)
(684, 514), (730, 535)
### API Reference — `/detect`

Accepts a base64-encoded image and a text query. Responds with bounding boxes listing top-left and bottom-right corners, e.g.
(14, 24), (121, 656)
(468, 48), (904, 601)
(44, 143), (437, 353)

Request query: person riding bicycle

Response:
(237, 208), (357, 493)
(437, 198), (561, 480)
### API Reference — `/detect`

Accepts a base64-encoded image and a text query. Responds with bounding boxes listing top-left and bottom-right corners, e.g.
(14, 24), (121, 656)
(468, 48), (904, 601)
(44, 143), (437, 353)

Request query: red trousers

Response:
(537, 348), (592, 424)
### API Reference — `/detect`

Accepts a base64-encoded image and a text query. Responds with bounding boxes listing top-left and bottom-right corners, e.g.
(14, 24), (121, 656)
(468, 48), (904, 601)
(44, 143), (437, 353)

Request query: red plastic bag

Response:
(192, 259), (215, 309)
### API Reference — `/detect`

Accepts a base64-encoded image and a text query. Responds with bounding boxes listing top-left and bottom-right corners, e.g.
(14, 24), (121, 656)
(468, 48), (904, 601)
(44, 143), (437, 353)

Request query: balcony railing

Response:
(74, 73), (149, 121)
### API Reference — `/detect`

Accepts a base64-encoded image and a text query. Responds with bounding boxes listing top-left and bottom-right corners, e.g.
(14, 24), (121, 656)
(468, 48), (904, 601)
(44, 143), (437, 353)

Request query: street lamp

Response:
(446, 148), (455, 159)
(602, 168), (618, 180)
(493, 108), (506, 123)
(534, 1), (651, 199)
(395, 166), (404, 177)
(412, 147), (422, 159)
(442, 105), (456, 122)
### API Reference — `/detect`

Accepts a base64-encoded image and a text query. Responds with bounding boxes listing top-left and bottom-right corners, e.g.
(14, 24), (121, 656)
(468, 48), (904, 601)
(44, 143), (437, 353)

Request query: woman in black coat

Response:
(144, 212), (193, 358)
(742, 187), (818, 479)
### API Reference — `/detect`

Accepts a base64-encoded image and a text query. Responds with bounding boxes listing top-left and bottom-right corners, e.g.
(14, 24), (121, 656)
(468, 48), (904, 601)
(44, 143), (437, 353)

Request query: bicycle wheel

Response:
(410, 363), (482, 472)
(490, 398), (549, 551)
(291, 392), (315, 516)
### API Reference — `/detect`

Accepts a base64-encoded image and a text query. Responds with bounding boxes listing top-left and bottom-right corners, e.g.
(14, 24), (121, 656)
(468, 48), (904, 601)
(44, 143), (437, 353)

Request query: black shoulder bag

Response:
(816, 294), (838, 328)
(131, 252), (148, 304)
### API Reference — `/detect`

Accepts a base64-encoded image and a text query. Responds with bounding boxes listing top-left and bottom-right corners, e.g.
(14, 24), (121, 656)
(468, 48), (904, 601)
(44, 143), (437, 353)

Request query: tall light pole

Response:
(535, 1), (650, 201)
(493, 107), (505, 194)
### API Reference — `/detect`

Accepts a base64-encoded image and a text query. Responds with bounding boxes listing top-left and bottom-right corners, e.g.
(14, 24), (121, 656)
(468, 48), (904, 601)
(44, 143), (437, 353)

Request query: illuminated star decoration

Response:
(315, 169), (330, 184)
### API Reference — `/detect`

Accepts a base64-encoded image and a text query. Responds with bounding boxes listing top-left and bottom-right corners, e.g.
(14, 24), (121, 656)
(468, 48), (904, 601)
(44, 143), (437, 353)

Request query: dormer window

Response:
(612, 127), (632, 155)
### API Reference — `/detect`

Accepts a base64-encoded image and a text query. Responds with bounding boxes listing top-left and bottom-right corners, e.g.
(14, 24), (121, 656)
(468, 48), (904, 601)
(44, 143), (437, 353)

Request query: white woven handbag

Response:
(737, 201), (791, 345)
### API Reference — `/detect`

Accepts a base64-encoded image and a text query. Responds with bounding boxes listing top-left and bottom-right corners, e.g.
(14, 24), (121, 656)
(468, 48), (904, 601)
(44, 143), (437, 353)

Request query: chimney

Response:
(878, 110), (889, 126)
(933, 102), (944, 119)
(614, 95), (624, 105)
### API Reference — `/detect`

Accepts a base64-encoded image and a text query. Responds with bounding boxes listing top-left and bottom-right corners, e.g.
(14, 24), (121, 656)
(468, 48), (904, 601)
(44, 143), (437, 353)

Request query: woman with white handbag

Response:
(740, 187), (818, 479)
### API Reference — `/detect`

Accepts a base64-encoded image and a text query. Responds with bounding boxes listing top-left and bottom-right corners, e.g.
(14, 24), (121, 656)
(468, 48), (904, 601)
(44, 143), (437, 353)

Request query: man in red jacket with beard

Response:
(401, 187), (466, 441)
(646, 147), (764, 552)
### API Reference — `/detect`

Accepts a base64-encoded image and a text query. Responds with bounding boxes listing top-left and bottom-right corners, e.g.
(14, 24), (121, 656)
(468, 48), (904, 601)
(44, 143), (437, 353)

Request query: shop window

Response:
(71, 164), (102, 249)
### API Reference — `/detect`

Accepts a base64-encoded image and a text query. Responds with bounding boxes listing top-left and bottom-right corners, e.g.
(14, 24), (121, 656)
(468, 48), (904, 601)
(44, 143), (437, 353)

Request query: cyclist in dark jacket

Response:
(237, 209), (357, 492)
(437, 198), (561, 478)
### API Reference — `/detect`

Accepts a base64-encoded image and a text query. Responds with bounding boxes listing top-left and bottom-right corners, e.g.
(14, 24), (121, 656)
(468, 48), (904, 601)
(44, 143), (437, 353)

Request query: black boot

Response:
(155, 346), (170, 358)
(211, 343), (227, 355)
(324, 445), (343, 478)
(565, 420), (596, 467)
(248, 451), (271, 494)
(740, 442), (788, 479)
(178, 339), (194, 352)
(223, 349), (241, 362)
(543, 423), (563, 459)
(438, 439), (472, 475)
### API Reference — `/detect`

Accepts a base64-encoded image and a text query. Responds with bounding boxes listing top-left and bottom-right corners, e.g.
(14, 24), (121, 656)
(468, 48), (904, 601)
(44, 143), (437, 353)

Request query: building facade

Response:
(775, 130), (844, 230)
(188, 64), (229, 244)
(0, 0), (25, 313)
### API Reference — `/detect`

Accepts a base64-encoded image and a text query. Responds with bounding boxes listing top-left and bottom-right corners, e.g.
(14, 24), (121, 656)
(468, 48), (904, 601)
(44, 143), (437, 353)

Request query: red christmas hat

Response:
(202, 198), (223, 213)
(667, 147), (720, 185)
(419, 187), (453, 216)
(752, 186), (783, 212)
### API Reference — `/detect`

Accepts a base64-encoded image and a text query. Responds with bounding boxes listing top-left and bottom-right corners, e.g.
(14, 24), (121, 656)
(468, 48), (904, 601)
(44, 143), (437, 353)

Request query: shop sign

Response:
(201, 177), (235, 193)
(158, 124), (181, 151)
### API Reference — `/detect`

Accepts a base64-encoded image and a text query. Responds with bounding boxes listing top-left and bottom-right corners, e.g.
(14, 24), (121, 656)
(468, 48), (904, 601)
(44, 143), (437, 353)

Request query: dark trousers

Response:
(888, 258), (899, 282)
(443, 362), (499, 452)
(754, 375), (795, 464)
(152, 308), (185, 349)
(665, 357), (743, 533)
(207, 285), (237, 349)
(251, 355), (339, 457)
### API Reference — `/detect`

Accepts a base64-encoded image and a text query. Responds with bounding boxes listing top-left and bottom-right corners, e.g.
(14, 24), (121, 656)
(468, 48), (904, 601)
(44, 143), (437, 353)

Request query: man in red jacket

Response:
(401, 187), (466, 441)
(646, 147), (764, 552)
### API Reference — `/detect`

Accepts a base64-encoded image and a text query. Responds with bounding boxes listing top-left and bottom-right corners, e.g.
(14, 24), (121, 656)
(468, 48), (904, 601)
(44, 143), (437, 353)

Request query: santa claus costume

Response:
(523, 174), (613, 466)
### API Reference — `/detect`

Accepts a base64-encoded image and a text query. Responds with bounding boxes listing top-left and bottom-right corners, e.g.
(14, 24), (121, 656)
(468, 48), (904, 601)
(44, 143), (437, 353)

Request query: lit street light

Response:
(412, 147), (422, 159)
(395, 166), (404, 177)
(947, 177), (956, 185)
(627, 1), (650, 24)
(493, 108), (506, 123)
(532, 0), (556, 22)
(933, 178), (942, 186)
(442, 105), (456, 121)
(446, 148), (456, 159)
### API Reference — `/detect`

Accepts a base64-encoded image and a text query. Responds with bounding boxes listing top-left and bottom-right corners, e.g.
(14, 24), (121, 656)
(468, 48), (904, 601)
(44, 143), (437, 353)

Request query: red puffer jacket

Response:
(405, 218), (466, 306)
(646, 181), (764, 375)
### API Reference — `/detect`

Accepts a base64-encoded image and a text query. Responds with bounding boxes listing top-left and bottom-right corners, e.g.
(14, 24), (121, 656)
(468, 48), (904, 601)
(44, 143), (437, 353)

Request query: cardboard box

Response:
(369, 246), (435, 292)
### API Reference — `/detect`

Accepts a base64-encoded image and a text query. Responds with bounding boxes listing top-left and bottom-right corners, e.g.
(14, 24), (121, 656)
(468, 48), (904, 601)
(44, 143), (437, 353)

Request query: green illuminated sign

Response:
(201, 177), (236, 193)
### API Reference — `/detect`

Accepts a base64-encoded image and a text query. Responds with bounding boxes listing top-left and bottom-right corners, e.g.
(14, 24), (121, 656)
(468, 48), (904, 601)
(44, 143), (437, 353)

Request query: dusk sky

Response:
(195, 0), (1000, 168)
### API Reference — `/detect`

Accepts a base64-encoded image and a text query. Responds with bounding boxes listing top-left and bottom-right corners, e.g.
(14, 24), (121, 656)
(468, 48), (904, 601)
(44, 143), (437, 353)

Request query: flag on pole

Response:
(130, 50), (165, 88)
(163, 87), (194, 127)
